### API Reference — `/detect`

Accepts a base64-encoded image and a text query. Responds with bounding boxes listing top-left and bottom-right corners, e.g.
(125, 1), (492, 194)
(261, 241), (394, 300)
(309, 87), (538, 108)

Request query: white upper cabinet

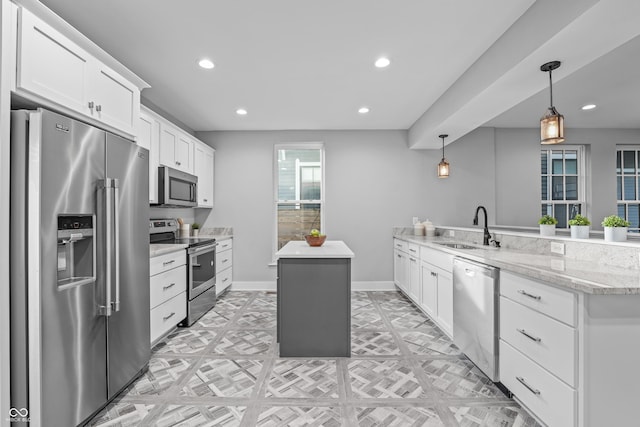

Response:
(15, 7), (142, 137)
(159, 123), (194, 174)
(194, 142), (214, 208)
(138, 107), (161, 203)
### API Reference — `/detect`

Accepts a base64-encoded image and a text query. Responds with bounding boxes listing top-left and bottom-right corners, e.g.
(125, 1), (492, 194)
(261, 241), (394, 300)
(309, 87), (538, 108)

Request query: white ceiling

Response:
(32, 0), (640, 146)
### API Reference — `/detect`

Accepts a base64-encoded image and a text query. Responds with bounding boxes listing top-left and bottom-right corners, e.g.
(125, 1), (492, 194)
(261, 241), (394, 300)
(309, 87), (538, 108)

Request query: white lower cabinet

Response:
(216, 239), (233, 295)
(150, 250), (187, 344)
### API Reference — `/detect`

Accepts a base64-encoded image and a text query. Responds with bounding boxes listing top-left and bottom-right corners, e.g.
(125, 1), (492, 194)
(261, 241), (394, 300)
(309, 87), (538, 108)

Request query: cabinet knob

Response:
(88, 101), (94, 110)
(95, 104), (102, 112)
(175, 161), (181, 166)
(203, 199), (208, 202)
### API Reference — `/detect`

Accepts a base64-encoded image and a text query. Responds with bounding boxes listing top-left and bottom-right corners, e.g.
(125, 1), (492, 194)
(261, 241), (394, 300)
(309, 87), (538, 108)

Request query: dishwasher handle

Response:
(453, 257), (498, 278)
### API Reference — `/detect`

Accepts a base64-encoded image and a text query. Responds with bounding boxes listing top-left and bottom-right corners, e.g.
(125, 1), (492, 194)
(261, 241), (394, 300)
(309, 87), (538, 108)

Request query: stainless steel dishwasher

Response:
(453, 257), (500, 382)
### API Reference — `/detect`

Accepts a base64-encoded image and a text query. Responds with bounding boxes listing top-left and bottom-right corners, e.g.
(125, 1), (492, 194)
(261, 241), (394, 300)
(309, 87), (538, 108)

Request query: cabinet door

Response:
(436, 269), (453, 337)
(393, 250), (407, 292)
(159, 123), (178, 167)
(139, 110), (160, 203)
(420, 263), (437, 318)
(88, 62), (139, 136)
(408, 256), (420, 302)
(176, 133), (194, 173)
(17, 7), (90, 114)
(194, 142), (214, 207)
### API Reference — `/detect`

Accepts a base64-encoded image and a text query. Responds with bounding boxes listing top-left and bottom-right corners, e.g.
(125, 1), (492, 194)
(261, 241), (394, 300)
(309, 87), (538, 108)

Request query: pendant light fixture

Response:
(437, 134), (450, 178)
(540, 60), (564, 145)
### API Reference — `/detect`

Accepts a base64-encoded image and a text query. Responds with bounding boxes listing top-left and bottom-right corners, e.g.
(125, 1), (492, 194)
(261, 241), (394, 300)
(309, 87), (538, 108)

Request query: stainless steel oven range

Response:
(149, 219), (217, 326)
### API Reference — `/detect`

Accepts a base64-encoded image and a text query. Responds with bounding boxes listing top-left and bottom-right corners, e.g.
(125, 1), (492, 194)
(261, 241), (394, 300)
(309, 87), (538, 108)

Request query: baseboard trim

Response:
(229, 281), (395, 292)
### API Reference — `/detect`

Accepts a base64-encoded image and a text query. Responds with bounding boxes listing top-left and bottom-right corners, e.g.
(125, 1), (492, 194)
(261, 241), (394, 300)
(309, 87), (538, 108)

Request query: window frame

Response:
(273, 143), (325, 258)
(615, 145), (640, 232)
(540, 145), (586, 228)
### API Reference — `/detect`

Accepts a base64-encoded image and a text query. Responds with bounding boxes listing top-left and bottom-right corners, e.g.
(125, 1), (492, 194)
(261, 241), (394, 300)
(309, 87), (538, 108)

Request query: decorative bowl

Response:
(304, 235), (326, 247)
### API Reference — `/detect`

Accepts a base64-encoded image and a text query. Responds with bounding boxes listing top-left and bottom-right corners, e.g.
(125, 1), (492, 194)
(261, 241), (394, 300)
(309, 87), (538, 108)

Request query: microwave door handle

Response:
(112, 179), (120, 312)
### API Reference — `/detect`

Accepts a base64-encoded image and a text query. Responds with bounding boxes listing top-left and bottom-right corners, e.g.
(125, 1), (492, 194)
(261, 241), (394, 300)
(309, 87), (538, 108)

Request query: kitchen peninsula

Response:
(275, 240), (354, 357)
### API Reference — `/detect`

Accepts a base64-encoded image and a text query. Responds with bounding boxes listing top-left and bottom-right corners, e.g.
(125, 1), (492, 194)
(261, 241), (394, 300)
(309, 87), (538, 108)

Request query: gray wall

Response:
(196, 130), (432, 283)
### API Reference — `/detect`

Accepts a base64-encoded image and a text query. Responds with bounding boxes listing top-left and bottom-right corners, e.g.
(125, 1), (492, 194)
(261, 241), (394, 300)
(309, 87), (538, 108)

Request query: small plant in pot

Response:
(568, 214), (591, 239)
(538, 215), (558, 236)
(191, 222), (200, 237)
(601, 215), (630, 242)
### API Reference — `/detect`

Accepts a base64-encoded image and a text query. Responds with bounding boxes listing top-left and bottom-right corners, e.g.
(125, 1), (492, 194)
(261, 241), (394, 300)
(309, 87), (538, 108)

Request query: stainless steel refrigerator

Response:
(10, 108), (150, 427)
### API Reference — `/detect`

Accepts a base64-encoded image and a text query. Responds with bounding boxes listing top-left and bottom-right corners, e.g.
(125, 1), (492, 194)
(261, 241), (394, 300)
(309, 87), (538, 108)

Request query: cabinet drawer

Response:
(216, 249), (232, 272)
(500, 341), (576, 427)
(216, 239), (233, 253)
(501, 271), (576, 326)
(150, 291), (186, 344)
(150, 250), (186, 276)
(500, 297), (576, 387)
(420, 246), (454, 273)
(150, 265), (186, 309)
(393, 239), (407, 253)
(217, 266), (233, 294)
(407, 243), (420, 257)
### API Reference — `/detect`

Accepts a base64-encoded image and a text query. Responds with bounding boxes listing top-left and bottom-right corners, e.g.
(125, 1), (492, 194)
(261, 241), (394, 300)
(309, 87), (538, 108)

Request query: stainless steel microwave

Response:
(156, 166), (198, 207)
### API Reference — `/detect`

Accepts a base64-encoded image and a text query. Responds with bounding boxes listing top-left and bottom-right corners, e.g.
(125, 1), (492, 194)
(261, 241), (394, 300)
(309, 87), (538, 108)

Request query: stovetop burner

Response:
(149, 219), (215, 248)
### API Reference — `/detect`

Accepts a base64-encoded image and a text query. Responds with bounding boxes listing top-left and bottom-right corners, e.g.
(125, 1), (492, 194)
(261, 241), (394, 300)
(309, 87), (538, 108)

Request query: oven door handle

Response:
(188, 243), (217, 256)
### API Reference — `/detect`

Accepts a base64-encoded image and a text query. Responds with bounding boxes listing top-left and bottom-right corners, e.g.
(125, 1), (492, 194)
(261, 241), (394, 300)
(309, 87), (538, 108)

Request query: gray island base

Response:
(275, 241), (355, 357)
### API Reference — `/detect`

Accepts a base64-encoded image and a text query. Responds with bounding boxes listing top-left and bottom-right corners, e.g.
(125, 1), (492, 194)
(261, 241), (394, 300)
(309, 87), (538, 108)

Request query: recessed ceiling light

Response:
(358, 107), (370, 114)
(236, 108), (247, 116)
(375, 57), (390, 68)
(198, 58), (215, 69)
(581, 104), (597, 110)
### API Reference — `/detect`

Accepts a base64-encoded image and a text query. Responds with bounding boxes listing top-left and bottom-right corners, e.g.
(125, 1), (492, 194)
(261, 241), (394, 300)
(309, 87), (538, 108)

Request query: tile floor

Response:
(89, 291), (542, 427)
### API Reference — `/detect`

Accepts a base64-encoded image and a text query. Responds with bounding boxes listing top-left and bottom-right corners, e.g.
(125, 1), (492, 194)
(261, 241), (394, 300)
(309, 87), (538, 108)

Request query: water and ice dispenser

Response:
(57, 215), (96, 289)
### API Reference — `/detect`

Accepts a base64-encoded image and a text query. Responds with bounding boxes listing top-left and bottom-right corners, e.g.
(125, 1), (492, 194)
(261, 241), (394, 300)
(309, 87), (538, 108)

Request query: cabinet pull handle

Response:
(163, 312), (176, 321)
(222, 259), (229, 263)
(203, 199), (208, 202)
(517, 328), (542, 343)
(431, 271), (437, 277)
(517, 289), (542, 300)
(163, 283), (176, 291)
(175, 161), (181, 166)
(410, 257), (417, 262)
(397, 254), (402, 258)
(163, 260), (176, 266)
(516, 376), (541, 395)
(409, 248), (417, 253)
(88, 101), (94, 110)
(222, 277), (229, 282)
(95, 104), (102, 112)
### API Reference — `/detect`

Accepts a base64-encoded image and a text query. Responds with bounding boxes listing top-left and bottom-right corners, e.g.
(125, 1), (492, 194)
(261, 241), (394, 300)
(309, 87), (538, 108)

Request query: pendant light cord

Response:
(548, 68), (554, 108)
(441, 137), (445, 158)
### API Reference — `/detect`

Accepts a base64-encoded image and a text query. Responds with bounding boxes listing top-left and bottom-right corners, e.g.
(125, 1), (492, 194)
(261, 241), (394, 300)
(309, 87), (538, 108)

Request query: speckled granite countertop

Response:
(394, 234), (640, 295)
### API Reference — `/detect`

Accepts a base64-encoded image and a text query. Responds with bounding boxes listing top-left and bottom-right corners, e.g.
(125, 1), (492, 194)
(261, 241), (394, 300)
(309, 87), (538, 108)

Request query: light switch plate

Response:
(550, 241), (565, 255)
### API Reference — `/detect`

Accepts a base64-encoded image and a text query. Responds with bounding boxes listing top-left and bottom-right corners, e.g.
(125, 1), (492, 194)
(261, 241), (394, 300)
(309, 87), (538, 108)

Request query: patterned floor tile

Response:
(267, 359), (339, 398)
(352, 331), (400, 355)
(450, 406), (543, 427)
(356, 406), (444, 427)
(155, 405), (246, 427)
(125, 357), (192, 396)
(421, 358), (506, 399)
(247, 293), (278, 310)
(196, 310), (236, 328)
(215, 293), (251, 310)
(213, 330), (273, 355)
(89, 403), (154, 426)
(181, 359), (263, 397)
(351, 310), (386, 330)
(236, 311), (277, 329)
(387, 310), (436, 330)
(256, 406), (342, 427)
(399, 330), (461, 356)
(155, 329), (218, 354)
(375, 292), (415, 311)
(351, 292), (375, 310)
(349, 359), (426, 399)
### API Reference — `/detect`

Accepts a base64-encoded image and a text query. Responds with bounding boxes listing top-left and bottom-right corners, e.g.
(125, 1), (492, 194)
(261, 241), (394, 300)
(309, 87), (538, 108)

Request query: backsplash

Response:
(394, 226), (640, 270)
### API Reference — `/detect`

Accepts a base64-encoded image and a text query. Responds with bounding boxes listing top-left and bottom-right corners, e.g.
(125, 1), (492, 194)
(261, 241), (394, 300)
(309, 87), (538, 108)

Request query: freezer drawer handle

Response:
(516, 376), (541, 395)
(517, 289), (542, 300)
(163, 283), (176, 290)
(163, 312), (176, 321)
(517, 328), (542, 343)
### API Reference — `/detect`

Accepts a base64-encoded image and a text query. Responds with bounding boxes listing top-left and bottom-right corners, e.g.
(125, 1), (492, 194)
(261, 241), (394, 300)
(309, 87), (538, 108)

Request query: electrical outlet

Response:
(550, 242), (565, 255)
(448, 230), (455, 237)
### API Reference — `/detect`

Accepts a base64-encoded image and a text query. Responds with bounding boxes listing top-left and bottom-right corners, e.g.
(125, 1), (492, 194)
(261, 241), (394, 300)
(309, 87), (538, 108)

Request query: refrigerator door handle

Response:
(112, 179), (120, 312)
(98, 179), (113, 317)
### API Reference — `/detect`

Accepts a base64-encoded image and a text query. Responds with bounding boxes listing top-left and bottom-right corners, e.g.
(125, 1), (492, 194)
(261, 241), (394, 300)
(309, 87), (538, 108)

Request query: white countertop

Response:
(150, 243), (188, 257)
(276, 240), (355, 259)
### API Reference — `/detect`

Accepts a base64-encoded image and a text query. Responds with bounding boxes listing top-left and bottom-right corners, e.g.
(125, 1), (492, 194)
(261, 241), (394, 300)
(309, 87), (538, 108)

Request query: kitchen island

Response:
(275, 240), (354, 357)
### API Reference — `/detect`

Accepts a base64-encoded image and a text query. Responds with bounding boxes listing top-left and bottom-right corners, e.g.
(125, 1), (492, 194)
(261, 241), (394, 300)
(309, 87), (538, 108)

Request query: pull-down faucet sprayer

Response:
(473, 205), (492, 246)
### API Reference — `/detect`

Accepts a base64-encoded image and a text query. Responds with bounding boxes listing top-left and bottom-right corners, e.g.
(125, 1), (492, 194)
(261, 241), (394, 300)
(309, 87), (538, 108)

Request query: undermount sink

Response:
(436, 242), (479, 250)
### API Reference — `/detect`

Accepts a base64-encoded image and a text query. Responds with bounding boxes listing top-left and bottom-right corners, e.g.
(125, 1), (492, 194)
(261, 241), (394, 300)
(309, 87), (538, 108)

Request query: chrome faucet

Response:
(473, 205), (492, 246)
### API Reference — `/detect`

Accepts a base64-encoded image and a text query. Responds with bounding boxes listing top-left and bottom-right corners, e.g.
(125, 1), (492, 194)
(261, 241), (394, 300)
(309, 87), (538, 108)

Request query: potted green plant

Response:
(538, 215), (558, 236)
(568, 214), (591, 239)
(191, 222), (200, 237)
(601, 215), (630, 242)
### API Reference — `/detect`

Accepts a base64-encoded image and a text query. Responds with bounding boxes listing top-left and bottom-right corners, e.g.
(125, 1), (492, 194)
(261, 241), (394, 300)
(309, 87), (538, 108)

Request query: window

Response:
(616, 146), (640, 232)
(274, 144), (324, 251)
(541, 146), (585, 228)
